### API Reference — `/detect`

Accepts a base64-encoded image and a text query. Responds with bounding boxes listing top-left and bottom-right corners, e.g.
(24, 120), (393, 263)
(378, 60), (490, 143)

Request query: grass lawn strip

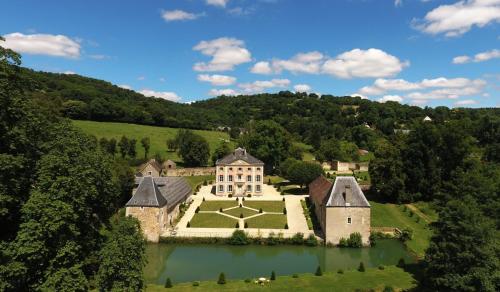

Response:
(199, 201), (238, 211)
(189, 213), (237, 228)
(146, 266), (416, 291)
(245, 214), (287, 229)
(244, 201), (285, 213)
(184, 175), (215, 189)
(370, 201), (432, 257)
(223, 207), (259, 219)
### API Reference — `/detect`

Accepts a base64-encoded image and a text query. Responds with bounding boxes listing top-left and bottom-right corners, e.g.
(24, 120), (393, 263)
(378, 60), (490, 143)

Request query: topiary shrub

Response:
(192, 281), (199, 286)
(228, 230), (249, 245)
(397, 258), (405, 268)
(244, 278), (251, 283)
(195, 206), (200, 213)
(305, 234), (318, 246)
(284, 223), (288, 229)
(378, 265), (385, 270)
(259, 208), (263, 213)
(282, 197), (285, 202)
(240, 213), (243, 218)
(268, 178), (272, 185)
(228, 193), (233, 198)
(337, 269), (344, 274)
(235, 222), (239, 228)
(217, 273), (226, 284)
(247, 194), (252, 198)
(315, 266), (322, 276)
(291, 232), (304, 245)
(219, 207), (223, 213)
(292, 274), (299, 278)
(235, 197), (239, 202)
(283, 207), (287, 215)
(187, 221), (190, 228)
(358, 262), (365, 272)
(270, 271), (276, 280)
(244, 222), (248, 228)
(203, 197), (205, 201)
(203, 180), (207, 186)
(280, 191), (284, 196)
(165, 277), (173, 288)
(242, 197), (245, 201)
(347, 232), (363, 247)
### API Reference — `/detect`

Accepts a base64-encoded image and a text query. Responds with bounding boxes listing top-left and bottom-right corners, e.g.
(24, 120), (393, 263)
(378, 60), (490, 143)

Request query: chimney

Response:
(345, 185), (352, 205)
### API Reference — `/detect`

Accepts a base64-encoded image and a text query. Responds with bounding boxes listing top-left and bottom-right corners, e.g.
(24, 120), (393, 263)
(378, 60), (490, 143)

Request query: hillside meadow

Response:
(73, 120), (233, 164)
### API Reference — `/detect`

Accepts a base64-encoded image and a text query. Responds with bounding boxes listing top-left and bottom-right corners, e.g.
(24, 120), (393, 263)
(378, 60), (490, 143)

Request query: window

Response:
(238, 174), (242, 180)
(257, 167), (261, 171)
(219, 175), (224, 182)
(229, 167), (233, 171)
(248, 167), (251, 171)
(148, 171), (152, 175)
(219, 167), (223, 171)
(219, 185), (224, 192)
(228, 175), (233, 182)
(256, 185), (261, 192)
(238, 167), (242, 171)
(256, 175), (261, 182)
(228, 185), (233, 192)
(247, 185), (252, 192)
(247, 175), (252, 182)
(347, 217), (352, 224)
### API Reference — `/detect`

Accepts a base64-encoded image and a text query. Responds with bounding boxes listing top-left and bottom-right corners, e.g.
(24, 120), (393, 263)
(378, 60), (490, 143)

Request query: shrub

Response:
(347, 232), (363, 248)
(337, 269), (344, 274)
(397, 258), (405, 268)
(239, 203), (242, 208)
(247, 194), (252, 198)
(219, 207), (223, 212)
(270, 271), (276, 280)
(378, 265), (385, 270)
(268, 178), (272, 184)
(409, 210), (414, 217)
(383, 286), (395, 292)
(267, 232), (278, 245)
(284, 223), (288, 229)
(235, 198), (239, 201)
(244, 222), (248, 228)
(228, 230), (249, 245)
(203, 180), (207, 186)
(358, 262), (365, 272)
(292, 274), (299, 278)
(315, 266), (322, 276)
(244, 278), (251, 283)
(242, 197), (245, 201)
(305, 234), (318, 246)
(338, 238), (348, 247)
(399, 228), (413, 242)
(195, 206), (200, 213)
(291, 232), (304, 245)
(235, 222), (239, 228)
(203, 197), (205, 202)
(259, 208), (263, 213)
(187, 221), (190, 228)
(228, 194), (233, 198)
(165, 277), (173, 288)
(217, 273), (226, 285)
(283, 207), (287, 215)
(192, 281), (199, 287)
(240, 213), (243, 218)
(280, 191), (284, 196)
(282, 197), (285, 202)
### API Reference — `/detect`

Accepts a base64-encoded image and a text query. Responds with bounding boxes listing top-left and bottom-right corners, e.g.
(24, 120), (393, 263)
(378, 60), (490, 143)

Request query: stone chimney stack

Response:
(345, 185), (352, 205)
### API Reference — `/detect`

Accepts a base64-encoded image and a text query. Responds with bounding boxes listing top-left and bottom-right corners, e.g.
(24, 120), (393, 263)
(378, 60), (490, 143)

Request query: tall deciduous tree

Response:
(128, 138), (137, 158)
(118, 136), (129, 158)
(140, 137), (150, 159)
(178, 133), (210, 167)
(211, 142), (232, 165)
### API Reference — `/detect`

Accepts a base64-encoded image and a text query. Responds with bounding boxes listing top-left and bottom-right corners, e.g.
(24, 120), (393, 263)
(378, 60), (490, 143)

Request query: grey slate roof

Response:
(216, 147), (264, 165)
(326, 176), (370, 208)
(126, 176), (192, 209)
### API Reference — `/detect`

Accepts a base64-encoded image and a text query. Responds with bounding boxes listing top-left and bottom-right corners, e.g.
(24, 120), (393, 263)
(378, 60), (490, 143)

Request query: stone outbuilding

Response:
(137, 159), (163, 177)
(309, 176), (371, 246)
(125, 176), (192, 242)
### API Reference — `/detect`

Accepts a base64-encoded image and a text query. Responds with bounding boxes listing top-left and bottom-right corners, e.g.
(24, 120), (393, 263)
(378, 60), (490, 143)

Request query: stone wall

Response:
(126, 205), (168, 242)
(164, 167), (216, 177)
(324, 207), (371, 246)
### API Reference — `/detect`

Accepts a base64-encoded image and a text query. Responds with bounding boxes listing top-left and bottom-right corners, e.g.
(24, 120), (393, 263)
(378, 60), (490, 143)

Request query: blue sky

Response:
(1, 0), (499, 107)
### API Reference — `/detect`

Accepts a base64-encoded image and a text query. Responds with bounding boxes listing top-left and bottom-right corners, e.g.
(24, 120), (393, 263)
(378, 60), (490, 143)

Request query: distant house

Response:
(126, 176), (192, 242)
(309, 176), (371, 245)
(423, 116), (432, 122)
(330, 161), (368, 173)
(137, 159), (163, 177)
(394, 129), (411, 134)
(161, 160), (176, 175)
(215, 147), (264, 196)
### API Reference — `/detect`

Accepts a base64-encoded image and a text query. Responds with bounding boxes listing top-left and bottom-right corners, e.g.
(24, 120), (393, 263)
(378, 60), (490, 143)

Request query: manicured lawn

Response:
(185, 175), (215, 190)
(245, 214), (287, 229)
(198, 201), (238, 211)
(189, 213), (237, 228)
(72, 120), (233, 163)
(300, 200), (314, 230)
(244, 201), (285, 213)
(146, 266), (416, 292)
(370, 201), (433, 257)
(224, 207), (259, 218)
(412, 201), (438, 222)
(264, 175), (285, 185)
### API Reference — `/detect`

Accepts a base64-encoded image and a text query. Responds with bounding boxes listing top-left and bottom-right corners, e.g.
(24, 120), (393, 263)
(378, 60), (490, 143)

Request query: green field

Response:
(72, 120), (233, 163)
(245, 214), (287, 229)
(224, 207), (259, 219)
(189, 213), (237, 228)
(244, 201), (285, 213)
(198, 201), (239, 211)
(146, 266), (416, 292)
(185, 175), (215, 190)
(370, 201), (433, 257)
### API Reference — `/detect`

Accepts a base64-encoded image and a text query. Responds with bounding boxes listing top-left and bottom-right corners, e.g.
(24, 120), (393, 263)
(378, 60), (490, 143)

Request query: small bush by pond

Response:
(228, 230), (249, 245)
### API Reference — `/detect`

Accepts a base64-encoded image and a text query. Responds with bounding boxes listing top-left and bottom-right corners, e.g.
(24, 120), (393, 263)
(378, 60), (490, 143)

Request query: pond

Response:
(144, 239), (415, 284)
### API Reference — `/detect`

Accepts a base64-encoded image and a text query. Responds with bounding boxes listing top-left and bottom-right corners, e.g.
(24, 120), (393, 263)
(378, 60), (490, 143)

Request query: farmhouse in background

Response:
(215, 147), (264, 196)
(309, 176), (371, 245)
(137, 158), (163, 177)
(125, 176), (192, 242)
(330, 161), (369, 173)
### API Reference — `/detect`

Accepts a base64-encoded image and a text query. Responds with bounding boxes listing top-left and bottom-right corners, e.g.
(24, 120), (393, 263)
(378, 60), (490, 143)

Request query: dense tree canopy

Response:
(177, 130), (210, 167)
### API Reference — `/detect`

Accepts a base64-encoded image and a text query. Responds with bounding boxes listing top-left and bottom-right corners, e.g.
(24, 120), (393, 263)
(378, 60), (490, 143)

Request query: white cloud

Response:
(206, 0), (229, 8)
(208, 88), (239, 96)
(89, 54), (108, 60)
(322, 48), (408, 79)
(159, 77), (166, 82)
(238, 78), (290, 93)
(453, 49), (500, 64)
(293, 84), (312, 92)
(139, 89), (181, 102)
(454, 99), (478, 106)
(379, 95), (404, 103)
(351, 93), (369, 99)
(118, 84), (132, 90)
(197, 74), (236, 86)
(161, 10), (202, 22)
(251, 61), (273, 74)
(193, 37), (251, 71)
(272, 51), (324, 74)
(395, 0), (403, 7)
(413, 0), (500, 37)
(359, 77), (486, 95)
(63, 71), (76, 75)
(137, 76), (145, 80)
(2, 32), (81, 58)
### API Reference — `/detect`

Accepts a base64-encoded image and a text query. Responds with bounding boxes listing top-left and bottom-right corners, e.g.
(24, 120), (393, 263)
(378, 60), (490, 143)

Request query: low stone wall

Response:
(165, 167), (216, 177)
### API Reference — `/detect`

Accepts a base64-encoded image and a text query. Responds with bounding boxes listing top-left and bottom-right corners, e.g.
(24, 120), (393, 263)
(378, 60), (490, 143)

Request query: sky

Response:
(1, 0), (499, 107)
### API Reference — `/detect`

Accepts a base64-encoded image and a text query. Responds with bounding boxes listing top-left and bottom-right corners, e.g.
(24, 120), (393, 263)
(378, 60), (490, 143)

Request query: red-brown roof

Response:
(308, 176), (333, 207)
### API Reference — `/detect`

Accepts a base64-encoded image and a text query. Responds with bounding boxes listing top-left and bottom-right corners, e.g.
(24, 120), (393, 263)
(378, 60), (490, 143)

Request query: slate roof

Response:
(325, 176), (370, 208)
(308, 176), (333, 207)
(216, 147), (264, 165)
(126, 176), (192, 208)
(138, 159), (162, 173)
